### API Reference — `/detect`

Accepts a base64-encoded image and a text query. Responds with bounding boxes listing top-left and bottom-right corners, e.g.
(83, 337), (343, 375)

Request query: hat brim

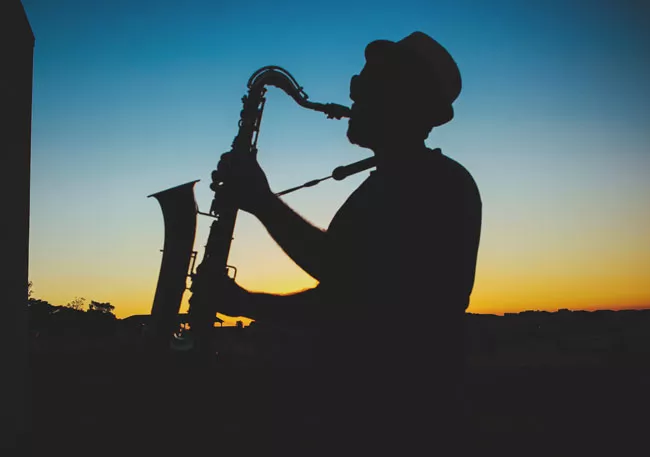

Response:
(433, 105), (454, 127)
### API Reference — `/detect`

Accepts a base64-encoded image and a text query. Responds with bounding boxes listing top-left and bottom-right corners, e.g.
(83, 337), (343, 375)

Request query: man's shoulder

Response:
(438, 151), (475, 180)
(404, 150), (480, 194)
(436, 152), (481, 199)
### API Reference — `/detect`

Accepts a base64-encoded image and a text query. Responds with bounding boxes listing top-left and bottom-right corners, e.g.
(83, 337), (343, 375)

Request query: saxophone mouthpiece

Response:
(325, 103), (352, 119)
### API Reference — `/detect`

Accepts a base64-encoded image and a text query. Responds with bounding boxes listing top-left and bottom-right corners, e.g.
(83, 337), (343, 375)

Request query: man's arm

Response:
(213, 152), (329, 281)
(253, 193), (328, 281)
(239, 286), (323, 326)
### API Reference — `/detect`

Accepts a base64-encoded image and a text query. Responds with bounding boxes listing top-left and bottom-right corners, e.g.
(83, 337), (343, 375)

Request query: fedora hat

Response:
(364, 31), (462, 126)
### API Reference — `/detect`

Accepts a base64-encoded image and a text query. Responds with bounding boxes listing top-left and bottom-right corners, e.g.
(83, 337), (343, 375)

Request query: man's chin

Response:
(346, 127), (373, 149)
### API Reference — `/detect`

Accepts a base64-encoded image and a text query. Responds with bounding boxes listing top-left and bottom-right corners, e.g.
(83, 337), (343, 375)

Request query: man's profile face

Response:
(346, 61), (413, 149)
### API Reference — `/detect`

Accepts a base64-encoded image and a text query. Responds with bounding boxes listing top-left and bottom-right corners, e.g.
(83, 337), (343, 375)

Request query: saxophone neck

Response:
(247, 66), (351, 119)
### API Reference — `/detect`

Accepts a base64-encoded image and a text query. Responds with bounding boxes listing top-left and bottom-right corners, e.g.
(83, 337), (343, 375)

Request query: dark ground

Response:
(28, 311), (650, 456)
(30, 351), (650, 456)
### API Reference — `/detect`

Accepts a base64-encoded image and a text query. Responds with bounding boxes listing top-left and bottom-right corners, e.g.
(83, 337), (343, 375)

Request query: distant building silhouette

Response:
(122, 313), (224, 328)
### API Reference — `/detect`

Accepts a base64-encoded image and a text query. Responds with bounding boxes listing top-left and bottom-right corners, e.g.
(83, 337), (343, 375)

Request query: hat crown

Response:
(363, 31), (462, 126)
(396, 31), (462, 105)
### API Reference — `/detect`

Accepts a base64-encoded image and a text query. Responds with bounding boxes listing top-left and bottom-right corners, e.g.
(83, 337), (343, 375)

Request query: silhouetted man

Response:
(212, 31), (481, 456)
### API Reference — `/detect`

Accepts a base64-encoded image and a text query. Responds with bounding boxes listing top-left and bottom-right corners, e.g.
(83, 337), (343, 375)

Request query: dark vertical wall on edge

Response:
(0, 0), (34, 450)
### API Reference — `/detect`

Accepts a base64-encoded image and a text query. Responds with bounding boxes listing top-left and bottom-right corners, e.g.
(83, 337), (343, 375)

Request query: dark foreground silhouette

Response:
(29, 309), (650, 456)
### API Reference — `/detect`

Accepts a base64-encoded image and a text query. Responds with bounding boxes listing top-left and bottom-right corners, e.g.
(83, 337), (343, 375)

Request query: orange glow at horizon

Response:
(29, 255), (650, 325)
(28, 184), (650, 324)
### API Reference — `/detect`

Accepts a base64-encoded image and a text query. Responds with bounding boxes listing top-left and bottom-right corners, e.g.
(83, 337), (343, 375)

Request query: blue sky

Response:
(22, 0), (650, 319)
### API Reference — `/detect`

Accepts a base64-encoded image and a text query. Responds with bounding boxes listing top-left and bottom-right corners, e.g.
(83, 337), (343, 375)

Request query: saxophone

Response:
(148, 66), (353, 352)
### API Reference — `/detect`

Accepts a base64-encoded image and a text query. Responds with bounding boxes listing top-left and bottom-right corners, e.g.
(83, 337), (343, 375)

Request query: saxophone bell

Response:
(146, 180), (199, 350)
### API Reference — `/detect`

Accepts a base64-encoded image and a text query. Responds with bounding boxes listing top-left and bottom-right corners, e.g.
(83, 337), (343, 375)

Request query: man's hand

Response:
(211, 150), (275, 216)
(190, 263), (253, 319)
(212, 277), (252, 318)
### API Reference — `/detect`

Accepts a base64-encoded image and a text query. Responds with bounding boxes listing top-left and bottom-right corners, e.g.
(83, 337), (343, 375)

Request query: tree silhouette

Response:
(88, 301), (115, 316)
(28, 298), (53, 310)
(66, 297), (86, 311)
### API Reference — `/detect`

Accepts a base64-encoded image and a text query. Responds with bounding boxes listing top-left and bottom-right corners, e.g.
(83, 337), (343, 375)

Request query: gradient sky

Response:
(22, 0), (650, 323)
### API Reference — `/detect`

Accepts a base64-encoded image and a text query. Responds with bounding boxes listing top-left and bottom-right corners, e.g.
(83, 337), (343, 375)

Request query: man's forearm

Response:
(254, 194), (327, 281)
(244, 287), (322, 326)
